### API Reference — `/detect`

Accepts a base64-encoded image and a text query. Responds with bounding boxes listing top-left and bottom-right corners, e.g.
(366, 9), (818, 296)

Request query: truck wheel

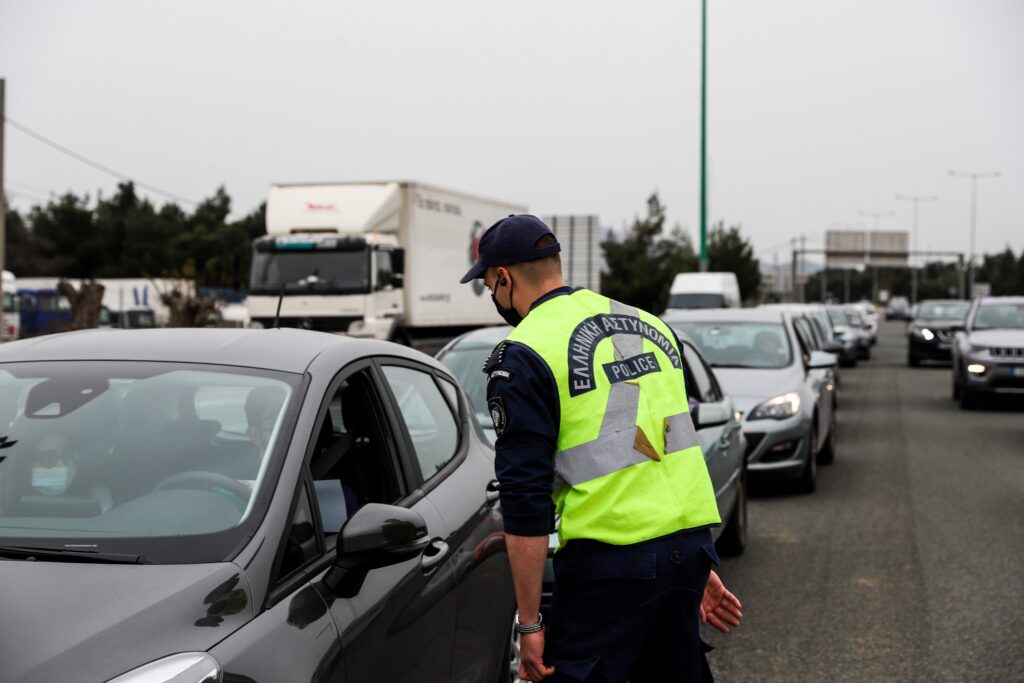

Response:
(717, 466), (747, 556)
(389, 325), (412, 347)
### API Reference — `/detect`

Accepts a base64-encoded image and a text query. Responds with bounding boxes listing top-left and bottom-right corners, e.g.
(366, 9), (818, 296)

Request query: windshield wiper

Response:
(0, 545), (152, 564)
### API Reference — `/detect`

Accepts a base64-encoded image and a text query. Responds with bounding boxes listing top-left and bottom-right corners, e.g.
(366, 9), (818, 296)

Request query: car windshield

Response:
(668, 293), (725, 309)
(0, 361), (300, 564)
(973, 303), (1024, 330)
(672, 322), (792, 369)
(844, 309), (866, 326)
(918, 302), (969, 321)
(826, 308), (848, 326)
(437, 343), (496, 444)
(250, 248), (371, 294)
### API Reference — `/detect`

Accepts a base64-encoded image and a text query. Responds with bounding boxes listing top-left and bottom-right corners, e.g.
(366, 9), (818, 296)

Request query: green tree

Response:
(707, 222), (761, 304)
(601, 193), (697, 313)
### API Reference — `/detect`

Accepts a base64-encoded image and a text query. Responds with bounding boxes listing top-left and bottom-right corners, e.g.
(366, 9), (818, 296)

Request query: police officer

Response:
(461, 215), (742, 682)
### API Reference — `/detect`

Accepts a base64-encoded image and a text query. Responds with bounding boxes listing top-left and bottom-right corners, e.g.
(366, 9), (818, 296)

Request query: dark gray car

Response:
(952, 297), (1024, 409)
(0, 328), (515, 682)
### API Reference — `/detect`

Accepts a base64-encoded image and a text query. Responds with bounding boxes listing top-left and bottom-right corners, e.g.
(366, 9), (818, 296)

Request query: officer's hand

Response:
(700, 570), (743, 633)
(519, 629), (556, 681)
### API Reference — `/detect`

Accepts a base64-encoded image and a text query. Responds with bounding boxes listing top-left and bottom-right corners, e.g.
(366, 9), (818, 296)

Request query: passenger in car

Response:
(245, 386), (288, 454)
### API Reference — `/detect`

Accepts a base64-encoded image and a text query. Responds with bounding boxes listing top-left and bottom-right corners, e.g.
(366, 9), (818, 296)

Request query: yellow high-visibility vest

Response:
(506, 289), (720, 550)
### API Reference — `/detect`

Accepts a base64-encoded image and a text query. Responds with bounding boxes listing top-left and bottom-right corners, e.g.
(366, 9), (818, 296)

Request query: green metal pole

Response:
(699, 0), (708, 271)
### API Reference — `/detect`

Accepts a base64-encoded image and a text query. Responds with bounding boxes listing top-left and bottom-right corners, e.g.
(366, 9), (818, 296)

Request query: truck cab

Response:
(248, 232), (404, 338)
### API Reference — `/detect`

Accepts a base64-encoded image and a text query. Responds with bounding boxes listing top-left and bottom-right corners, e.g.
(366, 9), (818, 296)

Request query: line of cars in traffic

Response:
(903, 296), (1024, 410)
(0, 295), (875, 683)
(435, 298), (877, 651)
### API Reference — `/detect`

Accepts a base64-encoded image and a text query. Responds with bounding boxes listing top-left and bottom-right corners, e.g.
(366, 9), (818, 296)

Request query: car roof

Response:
(445, 325), (513, 349)
(662, 308), (786, 324)
(0, 328), (414, 374)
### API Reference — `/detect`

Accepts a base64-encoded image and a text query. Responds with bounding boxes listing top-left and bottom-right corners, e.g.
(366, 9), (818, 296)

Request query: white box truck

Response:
(246, 181), (527, 349)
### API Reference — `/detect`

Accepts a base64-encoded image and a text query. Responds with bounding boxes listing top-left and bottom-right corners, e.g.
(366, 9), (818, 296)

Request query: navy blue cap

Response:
(460, 214), (561, 283)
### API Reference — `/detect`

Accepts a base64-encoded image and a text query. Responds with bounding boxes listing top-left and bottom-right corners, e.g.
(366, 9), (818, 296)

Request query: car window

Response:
(0, 361), (299, 564)
(682, 344), (720, 403)
(275, 483), (319, 582)
(437, 343), (492, 432)
(792, 318), (816, 360)
(918, 302), (969, 320)
(973, 303), (1024, 330)
(307, 369), (406, 545)
(382, 365), (459, 481)
(674, 321), (793, 369)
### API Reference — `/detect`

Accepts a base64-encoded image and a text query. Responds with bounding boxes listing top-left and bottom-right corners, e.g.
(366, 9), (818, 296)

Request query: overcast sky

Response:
(2, 0), (1022, 265)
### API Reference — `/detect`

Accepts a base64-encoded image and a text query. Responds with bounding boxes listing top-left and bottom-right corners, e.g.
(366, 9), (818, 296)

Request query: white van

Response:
(666, 272), (742, 310)
(1, 270), (19, 341)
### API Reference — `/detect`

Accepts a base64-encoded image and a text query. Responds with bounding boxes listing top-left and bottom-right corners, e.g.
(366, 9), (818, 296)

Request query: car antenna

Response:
(272, 284), (285, 329)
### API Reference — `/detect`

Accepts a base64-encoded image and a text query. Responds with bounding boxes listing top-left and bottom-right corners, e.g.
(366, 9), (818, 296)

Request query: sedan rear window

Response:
(673, 322), (793, 369)
(0, 361), (299, 563)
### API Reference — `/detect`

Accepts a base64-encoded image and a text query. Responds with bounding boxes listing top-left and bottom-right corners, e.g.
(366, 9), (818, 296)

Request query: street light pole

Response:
(698, 0), (709, 272)
(895, 193), (937, 305)
(949, 170), (1000, 297)
(859, 210), (895, 303)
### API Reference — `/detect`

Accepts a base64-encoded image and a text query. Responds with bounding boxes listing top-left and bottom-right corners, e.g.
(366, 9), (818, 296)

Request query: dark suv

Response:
(907, 299), (970, 366)
(952, 297), (1024, 409)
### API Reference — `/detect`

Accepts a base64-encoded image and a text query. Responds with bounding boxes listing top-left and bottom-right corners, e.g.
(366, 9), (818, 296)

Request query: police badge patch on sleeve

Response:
(488, 397), (507, 436)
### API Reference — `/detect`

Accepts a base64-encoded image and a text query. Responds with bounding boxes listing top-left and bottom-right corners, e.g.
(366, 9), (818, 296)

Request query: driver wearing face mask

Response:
(29, 434), (113, 513)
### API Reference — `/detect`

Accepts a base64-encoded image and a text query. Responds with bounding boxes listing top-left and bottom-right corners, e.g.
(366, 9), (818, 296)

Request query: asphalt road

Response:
(705, 321), (1024, 683)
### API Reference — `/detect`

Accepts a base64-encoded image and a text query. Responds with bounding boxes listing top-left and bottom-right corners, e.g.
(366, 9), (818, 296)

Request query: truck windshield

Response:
(668, 293), (725, 309)
(250, 248), (371, 294)
(2, 292), (15, 313)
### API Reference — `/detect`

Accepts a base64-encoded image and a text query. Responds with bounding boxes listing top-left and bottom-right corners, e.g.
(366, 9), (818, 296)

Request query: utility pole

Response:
(895, 193), (937, 306)
(860, 210), (894, 303)
(698, 0), (709, 272)
(0, 78), (6, 315)
(949, 170), (1001, 297)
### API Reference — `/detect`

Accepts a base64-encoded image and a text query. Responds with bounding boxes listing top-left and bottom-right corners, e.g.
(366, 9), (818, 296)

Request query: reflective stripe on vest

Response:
(555, 299), (701, 487)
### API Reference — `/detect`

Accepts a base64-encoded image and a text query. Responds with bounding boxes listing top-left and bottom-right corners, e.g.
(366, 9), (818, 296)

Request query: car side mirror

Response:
(808, 350), (838, 369)
(696, 401), (729, 428)
(950, 323), (965, 333)
(323, 503), (429, 597)
(824, 340), (844, 354)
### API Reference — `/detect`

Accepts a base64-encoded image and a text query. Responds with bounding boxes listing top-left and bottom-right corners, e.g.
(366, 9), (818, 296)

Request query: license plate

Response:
(1012, 367), (1024, 378)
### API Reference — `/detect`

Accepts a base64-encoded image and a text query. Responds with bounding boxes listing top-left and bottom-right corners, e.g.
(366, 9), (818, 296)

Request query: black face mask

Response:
(491, 278), (524, 327)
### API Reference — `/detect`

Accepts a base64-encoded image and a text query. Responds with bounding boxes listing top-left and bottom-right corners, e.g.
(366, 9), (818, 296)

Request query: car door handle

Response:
(485, 479), (500, 505)
(716, 436), (731, 451)
(421, 539), (449, 571)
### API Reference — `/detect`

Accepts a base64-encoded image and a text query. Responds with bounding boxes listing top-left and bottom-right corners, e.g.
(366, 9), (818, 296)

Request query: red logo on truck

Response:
(305, 203), (337, 212)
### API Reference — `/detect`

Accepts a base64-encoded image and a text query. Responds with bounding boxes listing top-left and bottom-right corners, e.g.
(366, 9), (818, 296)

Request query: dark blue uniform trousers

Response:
(543, 528), (718, 682)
